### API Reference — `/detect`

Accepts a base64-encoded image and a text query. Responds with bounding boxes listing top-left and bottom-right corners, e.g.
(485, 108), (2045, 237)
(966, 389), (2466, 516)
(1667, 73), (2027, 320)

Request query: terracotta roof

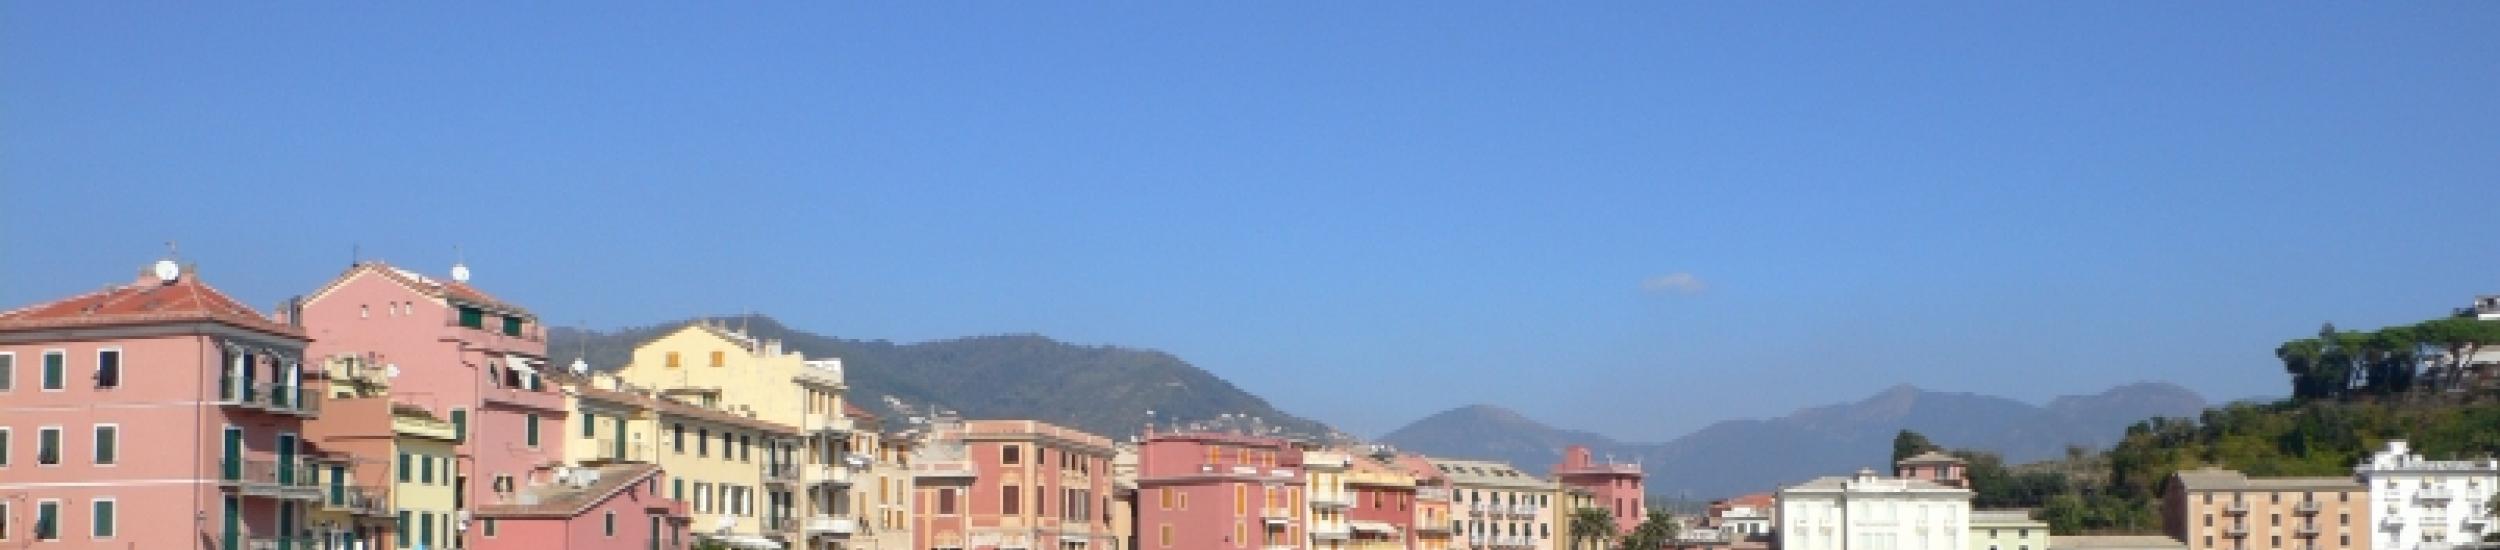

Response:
(1899, 451), (1963, 465)
(843, 403), (877, 420)
(309, 262), (532, 316)
(1717, 492), (1775, 509)
(573, 385), (799, 436)
(0, 267), (304, 338)
(476, 463), (661, 518)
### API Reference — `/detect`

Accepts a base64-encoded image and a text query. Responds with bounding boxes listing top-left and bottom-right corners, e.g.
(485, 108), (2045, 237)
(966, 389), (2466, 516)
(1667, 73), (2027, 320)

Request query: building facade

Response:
(2353, 440), (2497, 550)
(611, 323), (865, 549)
(1133, 430), (1305, 550)
(1551, 445), (1645, 535)
(1970, 509), (2049, 550)
(568, 375), (794, 549)
(1343, 453), (1417, 550)
(913, 419), (1119, 550)
(1397, 455), (1457, 550)
(1898, 452), (1970, 490)
(2163, 467), (2370, 550)
(1777, 468), (1973, 550)
(0, 261), (320, 550)
(1430, 458), (1558, 550)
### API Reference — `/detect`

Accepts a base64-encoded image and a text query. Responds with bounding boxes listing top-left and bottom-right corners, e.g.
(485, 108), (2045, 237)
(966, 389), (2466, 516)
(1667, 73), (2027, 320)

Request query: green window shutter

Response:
(396, 512), (410, 548)
(398, 453), (411, 483)
(503, 315), (522, 337)
(42, 352), (64, 390)
(583, 413), (598, 438)
(458, 307), (484, 329)
(451, 409), (469, 442)
(526, 413), (541, 447)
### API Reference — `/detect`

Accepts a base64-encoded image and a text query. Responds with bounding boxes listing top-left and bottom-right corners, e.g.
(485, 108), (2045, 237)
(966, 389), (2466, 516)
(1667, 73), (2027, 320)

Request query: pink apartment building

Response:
(1135, 430), (1306, 550)
(1397, 455), (1458, 550)
(1551, 445), (1644, 535)
(476, 463), (686, 550)
(297, 261), (575, 549)
(911, 419), (1119, 550)
(1346, 455), (1418, 548)
(1894, 451), (1968, 489)
(0, 260), (320, 550)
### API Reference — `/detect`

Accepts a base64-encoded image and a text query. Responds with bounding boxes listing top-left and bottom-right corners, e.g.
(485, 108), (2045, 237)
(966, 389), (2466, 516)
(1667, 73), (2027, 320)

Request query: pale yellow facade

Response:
(568, 375), (798, 546)
(393, 412), (461, 550)
(613, 323), (865, 549)
(1308, 450), (1357, 550)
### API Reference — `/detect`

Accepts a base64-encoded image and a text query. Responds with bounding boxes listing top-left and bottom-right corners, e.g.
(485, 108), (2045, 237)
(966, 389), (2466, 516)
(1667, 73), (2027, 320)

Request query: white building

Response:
(2354, 440), (2499, 550)
(1779, 468), (1975, 550)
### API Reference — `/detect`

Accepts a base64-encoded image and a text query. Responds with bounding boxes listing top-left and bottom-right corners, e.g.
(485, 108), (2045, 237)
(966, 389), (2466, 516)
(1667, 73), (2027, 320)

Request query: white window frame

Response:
(94, 347), (122, 390)
(89, 498), (115, 540)
(33, 499), (60, 541)
(0, 500), (10, 541)
(0, 351), (16, 392)
(40, 349), (67, 392)
(92, 424), (119, 467)
(36, 426), (63, 467)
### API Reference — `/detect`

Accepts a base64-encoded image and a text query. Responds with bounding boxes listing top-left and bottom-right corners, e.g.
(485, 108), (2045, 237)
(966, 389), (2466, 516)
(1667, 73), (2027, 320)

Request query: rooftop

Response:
(0, 262), (303, 338)
(2050, 536), (2188, 550)
(2170, 467), (2362, 492)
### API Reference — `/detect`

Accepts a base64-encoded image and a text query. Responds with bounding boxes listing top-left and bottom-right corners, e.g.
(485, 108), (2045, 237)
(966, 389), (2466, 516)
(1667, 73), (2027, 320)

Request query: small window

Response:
(34, 500), (59, 541)
(483, 518), (497, 537)
(2, 352), (17, 392)
(398, 453), (412, 482)
(0, 427), (11, 467)
(502, 315), (523, 337)
(525, 413), (541, 447)
(95, 350), (121, 389)
(582, 413), (598, 438)
(666, 352), (681, 368)
(93, 426), (117, 465)
(603, 511), (616, 537)
(41, 351), (65, 391)
(457, 307), (484, 329)
(421, 455), (435, 484)
(1003, 445), (1021, 465)
(90, 500), (115, 539)
(36, 428), (61, 465)
(450, 409), (469, 442)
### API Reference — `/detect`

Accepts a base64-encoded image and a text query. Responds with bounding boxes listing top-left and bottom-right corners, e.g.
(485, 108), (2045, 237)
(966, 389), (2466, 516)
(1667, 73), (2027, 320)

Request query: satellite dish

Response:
(570, 358), (589, 374)
(153, 260), (181, 282)
(385, 364), (401, 378)
(449, 262), (471, 282)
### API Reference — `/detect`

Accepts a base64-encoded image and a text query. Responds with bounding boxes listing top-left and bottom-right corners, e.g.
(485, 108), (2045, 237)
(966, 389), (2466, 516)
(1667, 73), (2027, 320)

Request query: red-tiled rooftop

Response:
(308, 261), (532, 316)
(0, 264), (302, 338)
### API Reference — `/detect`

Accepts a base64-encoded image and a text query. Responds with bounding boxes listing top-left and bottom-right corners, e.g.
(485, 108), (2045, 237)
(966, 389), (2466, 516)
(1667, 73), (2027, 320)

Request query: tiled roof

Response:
(476, 463), (661, 518)
(310, 262), (532, 316)
(844, 403), (877, 420)
(1899, 451), (1963, 464)
(573, 385), (800, 436)
(2169, 467), (2361, 491)
(0, 267), (303, 338)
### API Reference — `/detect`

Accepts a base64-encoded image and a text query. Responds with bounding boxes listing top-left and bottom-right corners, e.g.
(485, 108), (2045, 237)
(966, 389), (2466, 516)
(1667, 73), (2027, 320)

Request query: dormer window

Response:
(457, 306), (485, 329)
(501, 316), (522, 337)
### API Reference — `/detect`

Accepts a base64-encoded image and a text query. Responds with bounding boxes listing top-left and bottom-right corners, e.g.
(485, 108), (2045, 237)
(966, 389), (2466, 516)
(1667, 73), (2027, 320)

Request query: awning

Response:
(1350, 521), (1402, 535)
(507, 357), (538, 374)
(698, 534), (785, 550)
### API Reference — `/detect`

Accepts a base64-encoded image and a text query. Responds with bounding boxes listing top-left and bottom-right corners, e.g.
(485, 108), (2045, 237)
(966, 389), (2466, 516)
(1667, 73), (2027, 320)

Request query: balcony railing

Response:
(2224, 525), (2249, 537)
(1309, 525), (1352, 541)
(2295, 501), (2322, 514)
(2224, 502), (2250, 515)
(2418, 487), (2457, 501)
(763, 463), (802, 485)
(324, 485), (391, 516)
(219, 381), (318, 416)
(224, 458), (321, 497)
(1310, 493), (1353, 509)
(913, 461), (977, 478)
(2296, 524), (2321, 536)
(593, 439), (652, 464)
(808, 464), (854, 486)
(804, 516), (859, 535)
(1261, 507), (1294, 523)
(763, 516), (796, 533)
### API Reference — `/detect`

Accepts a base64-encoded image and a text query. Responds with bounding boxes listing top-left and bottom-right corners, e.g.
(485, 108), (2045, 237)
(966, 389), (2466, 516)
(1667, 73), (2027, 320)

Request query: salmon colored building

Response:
(1134, 430), (1306, 550)
(1343, 452), (1418, 550)
(0, 260), (319, 549)
(297, 261), (573, 549)
(1551, 445), (1644, 535)
(475, 463), (686, 550)
(910, 418), (1119, 550)
(1397, 455), (1457, 550)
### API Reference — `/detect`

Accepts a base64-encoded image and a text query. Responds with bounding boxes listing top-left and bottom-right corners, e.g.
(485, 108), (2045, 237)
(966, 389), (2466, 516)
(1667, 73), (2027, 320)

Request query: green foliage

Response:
(1894, 429), (1940, 464)
(1617, 509), (1680, 550)
(1956, 449), (2073, 508)
(2280, 317), (2500, 401)
(2043, 399), (2500, 534)
(1569, 507), (1618, 550)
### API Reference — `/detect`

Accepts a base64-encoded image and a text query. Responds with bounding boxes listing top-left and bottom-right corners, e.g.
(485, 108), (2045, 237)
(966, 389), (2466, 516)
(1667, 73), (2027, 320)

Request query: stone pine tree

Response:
(1893, 429), (1940, 464)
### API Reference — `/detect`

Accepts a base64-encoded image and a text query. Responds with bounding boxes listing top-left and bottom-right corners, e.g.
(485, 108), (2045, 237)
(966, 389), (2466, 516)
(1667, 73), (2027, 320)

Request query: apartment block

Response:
(1551, 445), (1644, 535)
(2164, 468), (2369, 550)
(1972, 509), (2049, 550)
(1431, 458), (1558, 550)
(1135, 430), (1306, 550)
(2353, 440), (2497, 550)
(914, 419), (1119, 550)
(1778, 468), (1973, 550)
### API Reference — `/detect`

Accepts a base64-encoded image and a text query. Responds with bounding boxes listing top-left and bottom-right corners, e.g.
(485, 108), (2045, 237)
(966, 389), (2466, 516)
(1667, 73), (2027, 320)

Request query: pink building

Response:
(1345, 455), (1417, 548)
(1893, 451), (1968, 489)
(910, 419), (1120, 550)
(1551, 445), (1644, 535)
(1134, 430), (1306, 550)
(0, 260), (319, 549)
(298, 261), (574, 548)
(477, 463), (686, 550)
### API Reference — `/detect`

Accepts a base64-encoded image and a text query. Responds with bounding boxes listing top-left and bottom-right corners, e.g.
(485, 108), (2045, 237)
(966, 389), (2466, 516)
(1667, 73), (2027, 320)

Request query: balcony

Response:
(223, 458), (320, 498)
(2418, 487), (2457, 501)
(2296, 501), (2322, 514)
(245, 537), (315, 550)
(763, 516), (796, 533)
(914, 460), (977, 479)
(1310, 493), (1353, 510)
(1310, 525), (1352, 541)
(812, 414), (856, 435)
(805, 516), (859, 536)
(1512, 504), (1541, 518)
(1467, 503), (1488, 517)
(1262, 507), (1294, 524)
(808, 464), (854, 486)
(591, 439), (652, 464)
(2224, 525), (2249, 538)
(2223, 502), (2250, 515)
(323, 485), (392, 517)
(763, 463), (802, 486)
(218, 381), (319, 416)
(2296, 524), (2321, 537)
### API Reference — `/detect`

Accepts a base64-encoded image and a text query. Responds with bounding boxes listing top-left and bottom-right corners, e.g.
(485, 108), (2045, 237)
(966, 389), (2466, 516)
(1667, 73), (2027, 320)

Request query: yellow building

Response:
(568, 372), (800, 549)
(1307, 449), (1357, 550)
(612, 322), (862, 550)
(393, 405), (462, 550)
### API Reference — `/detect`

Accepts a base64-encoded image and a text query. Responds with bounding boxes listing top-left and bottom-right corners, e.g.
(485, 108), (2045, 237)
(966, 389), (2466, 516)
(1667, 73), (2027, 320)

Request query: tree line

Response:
(2278, 317), (2500, 400)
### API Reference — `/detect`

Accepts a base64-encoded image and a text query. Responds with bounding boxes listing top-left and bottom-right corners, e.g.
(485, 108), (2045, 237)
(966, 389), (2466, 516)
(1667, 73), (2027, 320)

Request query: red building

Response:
(1551, 445), (1644, 535)
(909, 419), (1120, 550)
(0, 260), (317, 550)
(1134, 430), (1306, 550)
(1344, 454), (1418, 548)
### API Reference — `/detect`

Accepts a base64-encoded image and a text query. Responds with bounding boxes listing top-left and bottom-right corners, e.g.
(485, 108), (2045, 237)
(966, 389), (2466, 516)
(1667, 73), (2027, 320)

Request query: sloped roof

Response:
(476, 463), (661, 518)
(306, 261), (532, 316)
(2169, 467), (2361, 492)
(0, 266), (303, 338)
(1899, 451), (1963, 465)
(573, 385), (800, 436)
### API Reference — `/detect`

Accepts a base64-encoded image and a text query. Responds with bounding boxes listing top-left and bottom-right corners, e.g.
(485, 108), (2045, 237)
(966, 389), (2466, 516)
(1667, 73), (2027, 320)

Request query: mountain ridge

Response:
(1380, 382), (2208, 499)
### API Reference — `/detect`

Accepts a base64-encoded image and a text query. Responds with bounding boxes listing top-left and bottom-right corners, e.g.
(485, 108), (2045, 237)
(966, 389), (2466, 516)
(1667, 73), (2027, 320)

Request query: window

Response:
(604, 511), (616, 537)
(37, 427), (61, 465)
(483, 518), (498, 537)
(397, 512), (411, 548)
(939, 489), (958, 515)
(398, 453), (412, 482)
(0, 427), (10, 467)
(1004, 445), (1021, 465)
(1, 352), (14, 392)
(458, 307), (484, 329)
(421, 455), (435, 484)
(1159, 524), (1173, 548)
(450, 409), (469, 442)
(92, 425), (117, 465)
(709, 351), (724, 367)
(525, 413), (541, 447)
(666, 352), (681, 368)
(41, 351), (65, 391)
(90, 500), (115, 539)
(95, 349), (120, 389)
(1005, 485), (1022, 515)
(740, 436), (751, 462)
(673, 424), (685, 453)
(698, 429), (712, 456)
(502, 316), (523, 337)
(0, 502), (9, 542)
(1160, 488), (1173, 510)
(34, 500), (59, 541)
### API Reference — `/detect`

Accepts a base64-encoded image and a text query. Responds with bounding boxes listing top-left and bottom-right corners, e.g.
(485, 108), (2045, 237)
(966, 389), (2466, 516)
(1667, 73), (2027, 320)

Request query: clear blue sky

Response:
(8, 3), (2498, 441)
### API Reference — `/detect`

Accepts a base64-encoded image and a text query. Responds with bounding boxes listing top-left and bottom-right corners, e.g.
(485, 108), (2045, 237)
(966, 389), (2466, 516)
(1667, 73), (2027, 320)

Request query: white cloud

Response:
(1640, 272), (1707, 295)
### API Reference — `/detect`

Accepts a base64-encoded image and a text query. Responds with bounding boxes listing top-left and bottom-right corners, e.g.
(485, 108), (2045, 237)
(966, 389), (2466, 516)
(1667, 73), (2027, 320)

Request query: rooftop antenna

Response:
(351, 243), (360, 265)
